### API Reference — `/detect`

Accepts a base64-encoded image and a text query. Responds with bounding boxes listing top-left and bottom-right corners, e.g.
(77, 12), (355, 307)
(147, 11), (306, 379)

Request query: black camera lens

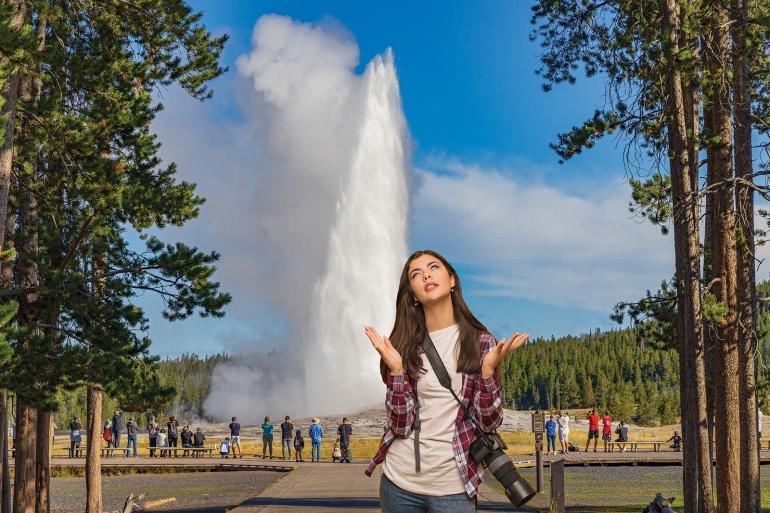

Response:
(470, 436), (536, 507)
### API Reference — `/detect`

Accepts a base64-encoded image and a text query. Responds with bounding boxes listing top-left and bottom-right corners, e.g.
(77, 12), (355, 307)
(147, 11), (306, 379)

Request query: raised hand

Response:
(481, 332), (529, 378)
(364, 325), (404, 375)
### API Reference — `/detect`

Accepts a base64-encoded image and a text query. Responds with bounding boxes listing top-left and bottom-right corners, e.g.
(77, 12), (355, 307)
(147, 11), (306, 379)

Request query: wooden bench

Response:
(156, 447), (214, 458)
(100, 447), (130, 457)
(607, 440), (666, 452)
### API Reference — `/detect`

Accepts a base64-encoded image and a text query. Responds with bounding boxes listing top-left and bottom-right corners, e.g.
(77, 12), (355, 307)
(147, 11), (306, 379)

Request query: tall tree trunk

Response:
(683, 30), (714, 512)
(731, 1), (759, 512)
(34, 411), (51, 513)
(0, 185), (14, 513)
(13, 401), (35, 513)
(659, 1), (705, 511)
(0, 390), (9, 513)
(704, 4), (741, 512)
(0, 0), (26, 253)
(85, 385), (103, 513)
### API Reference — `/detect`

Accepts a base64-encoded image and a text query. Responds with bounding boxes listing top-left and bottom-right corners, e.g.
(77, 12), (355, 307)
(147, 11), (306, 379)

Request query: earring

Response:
(450, 286), (455, 293)
(413, 298), (419, 306)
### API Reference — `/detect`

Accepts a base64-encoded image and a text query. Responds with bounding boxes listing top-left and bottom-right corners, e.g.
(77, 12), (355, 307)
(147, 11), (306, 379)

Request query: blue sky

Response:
(142, 1), (681, 358)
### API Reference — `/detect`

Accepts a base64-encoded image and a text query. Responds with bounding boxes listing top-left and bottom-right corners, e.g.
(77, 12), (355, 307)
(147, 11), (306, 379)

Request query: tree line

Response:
(530, 1), (770, 512)
(0, 2), (230, 513)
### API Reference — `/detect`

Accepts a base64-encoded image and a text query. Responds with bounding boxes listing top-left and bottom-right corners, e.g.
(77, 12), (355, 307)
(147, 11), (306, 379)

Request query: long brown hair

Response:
(379, 250), (488, 383)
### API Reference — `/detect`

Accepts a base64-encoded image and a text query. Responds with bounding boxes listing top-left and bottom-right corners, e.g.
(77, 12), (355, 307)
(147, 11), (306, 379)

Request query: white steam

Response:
(203, 15), (409, 419)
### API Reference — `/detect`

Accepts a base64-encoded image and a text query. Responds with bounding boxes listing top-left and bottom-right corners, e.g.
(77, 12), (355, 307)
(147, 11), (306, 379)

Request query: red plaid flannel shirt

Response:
(364, 331), (504, 498)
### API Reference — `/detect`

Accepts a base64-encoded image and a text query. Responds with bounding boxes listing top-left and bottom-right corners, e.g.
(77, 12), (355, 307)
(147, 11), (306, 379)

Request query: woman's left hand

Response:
(481, 332), (529, 378)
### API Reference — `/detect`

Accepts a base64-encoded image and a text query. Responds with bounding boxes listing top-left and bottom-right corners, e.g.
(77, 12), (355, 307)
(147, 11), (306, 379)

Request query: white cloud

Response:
(410, 160), (674, 311)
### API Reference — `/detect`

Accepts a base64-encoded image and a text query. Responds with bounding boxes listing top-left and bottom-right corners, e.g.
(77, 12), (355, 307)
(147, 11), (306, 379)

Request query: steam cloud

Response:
(202, 15), (409, 419)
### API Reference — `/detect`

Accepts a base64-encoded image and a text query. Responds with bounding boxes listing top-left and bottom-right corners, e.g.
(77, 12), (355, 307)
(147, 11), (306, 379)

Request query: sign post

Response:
(531, 411), (545, 493)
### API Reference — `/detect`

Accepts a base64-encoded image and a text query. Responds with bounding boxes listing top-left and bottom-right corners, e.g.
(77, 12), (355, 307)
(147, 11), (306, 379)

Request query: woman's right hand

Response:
(364, 325), (404, 375)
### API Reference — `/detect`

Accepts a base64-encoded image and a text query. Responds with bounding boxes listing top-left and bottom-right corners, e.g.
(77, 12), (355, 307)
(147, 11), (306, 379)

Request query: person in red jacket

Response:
(586, 409), (600, 452)
(601, 411), (613, 452)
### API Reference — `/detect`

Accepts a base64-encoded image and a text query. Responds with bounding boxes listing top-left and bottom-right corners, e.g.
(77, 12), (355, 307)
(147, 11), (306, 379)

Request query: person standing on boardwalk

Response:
(586, 409), (600, 452)
(557, 411), (570, 454)
(69, 416), (82, 458)
(758, 407), (763, 441)
(338, 417), (353, 463)
(262, 416), (274, 459)
(111, 410), (123, 449)
(103, 420), (112, 448)
(229, 417), (243, 458)
(309, 417), (323, 462)
(363, 250), (529, 512)
(125, 417), (138, 457)
(294, 429), (305, 462)
(167, 415), (179, 455)
(281, 416), (294, 460)
(148, 416), (159, 457)
(601, 411), (613, 452)
(545, 415), (557, 455)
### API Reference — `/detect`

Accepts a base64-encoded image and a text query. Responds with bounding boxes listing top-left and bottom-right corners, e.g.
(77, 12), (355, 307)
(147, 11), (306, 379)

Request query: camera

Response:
(469, 432), (536, 507)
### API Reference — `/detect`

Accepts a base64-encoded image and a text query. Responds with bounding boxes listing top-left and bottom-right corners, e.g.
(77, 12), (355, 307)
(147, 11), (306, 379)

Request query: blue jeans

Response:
(282, 438), (292, 459)
(380, 474), (475, 512)
(126, 435), (137, 457)
(311, 441), (321, 461)
(547, 434), (556, 452)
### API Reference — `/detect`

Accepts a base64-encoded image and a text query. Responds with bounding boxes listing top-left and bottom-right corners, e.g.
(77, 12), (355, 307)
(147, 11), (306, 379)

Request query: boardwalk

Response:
(228, 463), (515, 513)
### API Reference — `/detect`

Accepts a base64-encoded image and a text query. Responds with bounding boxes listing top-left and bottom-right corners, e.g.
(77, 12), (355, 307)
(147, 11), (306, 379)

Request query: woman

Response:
(262, 416), (274, 459)
(364, 250), (527, 513)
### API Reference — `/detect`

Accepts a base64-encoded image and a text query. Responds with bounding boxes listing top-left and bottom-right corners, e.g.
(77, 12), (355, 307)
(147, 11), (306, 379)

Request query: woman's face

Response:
(408, 254), (455, 307)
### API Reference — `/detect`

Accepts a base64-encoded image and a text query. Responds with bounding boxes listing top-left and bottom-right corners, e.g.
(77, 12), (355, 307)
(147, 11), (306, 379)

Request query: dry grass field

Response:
(51, 424), (680, 461)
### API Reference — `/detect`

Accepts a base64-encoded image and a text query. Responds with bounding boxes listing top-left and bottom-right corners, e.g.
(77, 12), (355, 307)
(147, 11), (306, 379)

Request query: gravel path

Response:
(50, 470), (284, 513)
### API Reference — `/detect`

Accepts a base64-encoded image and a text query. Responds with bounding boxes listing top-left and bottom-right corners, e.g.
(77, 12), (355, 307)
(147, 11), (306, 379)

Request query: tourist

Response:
(586, 409), (600, 452)
(157, 428), (168, 457)
(180, 425), (193, 457)
(294, 429), (305, 462)
(262, 416), (274, 459)
(601, 411), (613, 452)
(666, 431), (681, 452)
(220, 437), (230, 458)
(111, 410), (123, 449)
(193, 428), (206, 448)
(557, 411), (570, 454)
(615, 420), (629, 452)
(148, 416), (159, 457)
(337, 417), (352, 463)
(545, 414), (557, 455)
(125, 417), (138, 458)
(229, 416), (242, 458)
(69, 415), (82, 458)
(363, 250), (528, 511)
(281, 416), (294, 460)
(758, 406), (763, 441)
(167, 415), (179, 455)
(102, 420), (112, 448)
(309, 417), (323, 462)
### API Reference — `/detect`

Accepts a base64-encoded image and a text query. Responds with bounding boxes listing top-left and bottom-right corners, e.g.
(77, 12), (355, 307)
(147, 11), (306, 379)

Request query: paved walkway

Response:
(229, 463), (520, 513)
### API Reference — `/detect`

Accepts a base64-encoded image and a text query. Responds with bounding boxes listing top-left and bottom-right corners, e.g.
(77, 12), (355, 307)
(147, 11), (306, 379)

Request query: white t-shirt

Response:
(383, 324), (465, 495)
(557, 414), (570, 435)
